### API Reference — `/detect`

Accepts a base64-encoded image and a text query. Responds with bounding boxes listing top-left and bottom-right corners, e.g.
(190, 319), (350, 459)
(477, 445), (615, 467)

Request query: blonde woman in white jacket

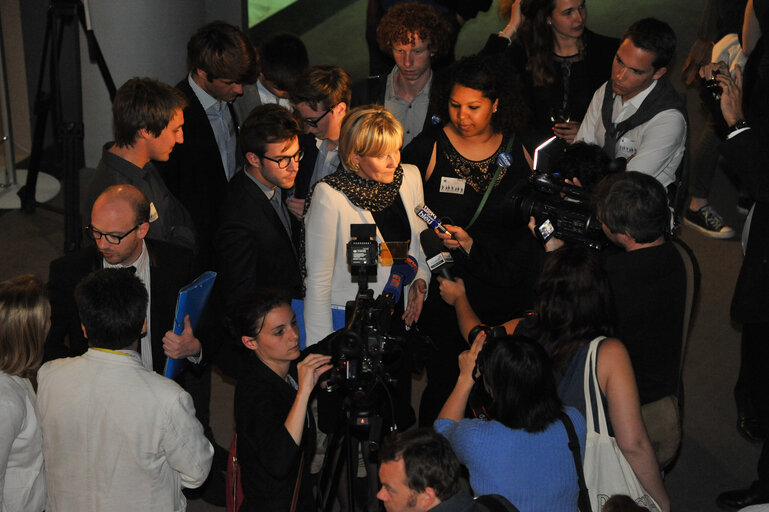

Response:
(303, 105), (431, 349)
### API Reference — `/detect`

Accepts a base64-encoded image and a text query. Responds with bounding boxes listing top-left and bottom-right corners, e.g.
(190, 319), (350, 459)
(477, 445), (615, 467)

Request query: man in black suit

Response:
(215, 104), (304, 307)
(712, 58), (769, 508)
(155, 21), (258, 268)
(46, 184), (203, 369)
(214, 105), (304, 378)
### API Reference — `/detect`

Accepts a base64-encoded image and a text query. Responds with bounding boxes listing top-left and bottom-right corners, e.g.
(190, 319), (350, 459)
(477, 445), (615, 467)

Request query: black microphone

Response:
(414, 203), (469, 256)
(420, 229), (454, 280)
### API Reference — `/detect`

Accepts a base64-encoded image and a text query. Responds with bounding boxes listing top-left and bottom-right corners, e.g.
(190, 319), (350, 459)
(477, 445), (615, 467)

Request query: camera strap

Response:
(466, 135), (515, 230)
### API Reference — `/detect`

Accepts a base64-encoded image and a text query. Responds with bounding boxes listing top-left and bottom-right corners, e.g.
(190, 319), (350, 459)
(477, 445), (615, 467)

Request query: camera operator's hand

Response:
(553, 121), (580, 143)
(286, 353), (333, 445)
(438, 225), (474, 253)
(438, 276), (466, 306)
(403, 278), (427, 326)
(717, 66), (745, 127)
(296, 353), (333, 397)
(528, 216), (565, 252)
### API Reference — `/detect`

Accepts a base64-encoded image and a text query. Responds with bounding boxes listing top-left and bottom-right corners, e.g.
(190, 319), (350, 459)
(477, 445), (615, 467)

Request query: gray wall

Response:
(77, 0), (240, 167)
(80, 1), (205, 166)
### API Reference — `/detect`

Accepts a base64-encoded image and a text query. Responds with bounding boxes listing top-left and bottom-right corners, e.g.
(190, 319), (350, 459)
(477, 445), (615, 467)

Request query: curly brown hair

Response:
(376, 2), (452, 59)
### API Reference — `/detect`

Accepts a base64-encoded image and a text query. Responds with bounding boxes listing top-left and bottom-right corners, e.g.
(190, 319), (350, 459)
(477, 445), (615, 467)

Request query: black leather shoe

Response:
(738, 413), (767, 443)
(717, 481), (769, 510)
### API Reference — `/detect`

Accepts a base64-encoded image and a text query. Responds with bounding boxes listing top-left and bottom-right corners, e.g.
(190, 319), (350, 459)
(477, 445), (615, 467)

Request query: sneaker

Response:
(684, 205), (736, 239)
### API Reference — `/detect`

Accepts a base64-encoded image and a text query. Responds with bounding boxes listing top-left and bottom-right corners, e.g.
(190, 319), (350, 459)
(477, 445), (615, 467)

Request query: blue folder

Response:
(164, 271), (217, 379)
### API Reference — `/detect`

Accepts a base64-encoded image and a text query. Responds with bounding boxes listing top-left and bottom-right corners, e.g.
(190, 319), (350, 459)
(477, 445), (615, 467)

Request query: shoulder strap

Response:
(466, 135), (515, 230)
(475, 494), (521, 512)
(559, 411), (593, 512)
(583, 336), (608, 434)
(290, 451), (305, 512)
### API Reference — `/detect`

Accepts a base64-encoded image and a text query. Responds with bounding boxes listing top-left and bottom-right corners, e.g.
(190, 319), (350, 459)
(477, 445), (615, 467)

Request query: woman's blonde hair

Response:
(0, 275), (49, 379)
(338, 105), (403, 172)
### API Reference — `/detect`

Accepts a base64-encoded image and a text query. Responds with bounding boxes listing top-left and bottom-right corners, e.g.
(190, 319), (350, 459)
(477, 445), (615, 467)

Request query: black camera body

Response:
(324, 224), (405, 426)
(704, 69), (723, 102)
(508, 171), (607, 251)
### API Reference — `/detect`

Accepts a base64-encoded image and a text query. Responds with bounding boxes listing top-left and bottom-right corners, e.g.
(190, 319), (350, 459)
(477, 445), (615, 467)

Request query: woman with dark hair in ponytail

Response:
(229, 290), (332, 512)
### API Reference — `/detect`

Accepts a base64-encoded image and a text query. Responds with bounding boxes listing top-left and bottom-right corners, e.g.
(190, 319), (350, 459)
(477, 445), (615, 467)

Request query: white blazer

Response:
(303, 164), (431, 346)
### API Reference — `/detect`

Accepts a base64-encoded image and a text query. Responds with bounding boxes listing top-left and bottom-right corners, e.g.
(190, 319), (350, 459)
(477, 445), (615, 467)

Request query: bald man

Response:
(45, 184), (226, 504)
(45, 184), (203, 369)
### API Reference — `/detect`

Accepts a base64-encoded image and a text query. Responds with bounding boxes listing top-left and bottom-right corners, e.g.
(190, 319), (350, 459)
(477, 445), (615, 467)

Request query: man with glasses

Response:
(44, 184), (225, 500)
(156, 21), (258, 269)
(46, 185), (205, 368)
(214, 105), (305, 339)
(289, 65), (352, 219)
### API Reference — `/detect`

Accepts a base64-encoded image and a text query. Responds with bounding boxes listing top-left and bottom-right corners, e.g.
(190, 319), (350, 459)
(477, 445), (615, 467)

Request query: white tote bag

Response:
(582, 337), (662, 512)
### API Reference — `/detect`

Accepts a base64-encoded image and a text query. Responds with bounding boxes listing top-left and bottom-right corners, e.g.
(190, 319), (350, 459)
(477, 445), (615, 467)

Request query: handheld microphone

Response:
(382, 255), (418, 304)
(414, 203), (469, 256)
(419, 229), (454, 280)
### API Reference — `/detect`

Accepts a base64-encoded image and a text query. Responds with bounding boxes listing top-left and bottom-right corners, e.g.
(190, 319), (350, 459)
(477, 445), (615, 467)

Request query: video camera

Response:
(324, 224), (413, 425)
(507, 137), (607, 251)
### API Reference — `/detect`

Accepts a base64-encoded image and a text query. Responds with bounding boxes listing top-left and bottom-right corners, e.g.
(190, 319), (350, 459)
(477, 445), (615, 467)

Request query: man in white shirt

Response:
(575, 18), (686, 190)
(37, 267), (213, 512)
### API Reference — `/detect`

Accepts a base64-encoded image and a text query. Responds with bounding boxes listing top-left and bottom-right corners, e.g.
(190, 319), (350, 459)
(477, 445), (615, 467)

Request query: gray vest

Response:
(600, 77), (686, 158)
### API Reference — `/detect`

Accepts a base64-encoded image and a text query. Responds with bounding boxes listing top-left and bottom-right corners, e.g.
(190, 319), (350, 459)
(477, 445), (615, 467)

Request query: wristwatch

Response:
(727, 119), (749, 134)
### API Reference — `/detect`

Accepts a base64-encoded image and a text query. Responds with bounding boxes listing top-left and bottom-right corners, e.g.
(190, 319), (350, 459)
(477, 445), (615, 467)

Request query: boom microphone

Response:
(414, 203), (469, 256)
(419, 229), (454, 280)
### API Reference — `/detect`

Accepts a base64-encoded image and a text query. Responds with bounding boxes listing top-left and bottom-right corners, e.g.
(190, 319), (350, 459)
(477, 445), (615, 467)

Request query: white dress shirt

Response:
(576, 80), (687, 188)
(188, 74), (238, 181)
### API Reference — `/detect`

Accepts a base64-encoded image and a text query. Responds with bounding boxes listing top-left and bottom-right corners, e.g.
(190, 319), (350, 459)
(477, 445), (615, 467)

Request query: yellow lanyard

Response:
(91, 347), (133, 357)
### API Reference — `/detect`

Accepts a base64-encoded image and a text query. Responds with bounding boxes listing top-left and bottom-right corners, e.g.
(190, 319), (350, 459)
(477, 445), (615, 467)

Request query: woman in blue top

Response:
(435, 334), (585, 512)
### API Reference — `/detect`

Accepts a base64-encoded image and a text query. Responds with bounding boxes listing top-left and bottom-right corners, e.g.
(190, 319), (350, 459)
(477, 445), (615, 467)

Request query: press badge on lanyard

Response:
(440, 176), (465, 195)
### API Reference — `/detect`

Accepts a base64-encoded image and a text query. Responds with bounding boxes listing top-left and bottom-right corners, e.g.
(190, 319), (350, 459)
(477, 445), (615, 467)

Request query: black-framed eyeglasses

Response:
(303, 105), (335, 128)
(85, 224), (140, 245)
(260, 148), (305, 169)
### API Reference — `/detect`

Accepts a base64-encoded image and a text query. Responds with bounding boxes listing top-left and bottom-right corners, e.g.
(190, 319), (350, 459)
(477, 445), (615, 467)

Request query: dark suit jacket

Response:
(214, 170), (303, 306)
(293, 133), (321, 200)
(155, 78), (237, 269)
(45, 239), (200, 374)
(721, 128), (769, 323)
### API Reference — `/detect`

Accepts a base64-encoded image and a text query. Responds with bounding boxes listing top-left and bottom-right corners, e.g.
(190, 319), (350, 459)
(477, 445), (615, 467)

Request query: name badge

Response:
(440, 177), (466, 195)
(149, 202), (159, 223)
(617, 137), (638, 159)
